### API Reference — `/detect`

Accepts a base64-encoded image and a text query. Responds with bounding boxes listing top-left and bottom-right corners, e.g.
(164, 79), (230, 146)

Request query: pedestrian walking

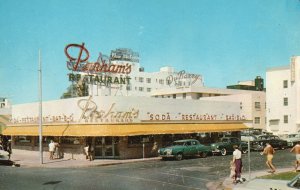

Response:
(290, 141), (300, 171)
(232, 145), (243, 184)
(84, 143), (90, 160)
(55, 142), (61, 159)
(7, 139), (12, 159)
(48, 140), (55, 160)
(88, 143), (94, 161)
(261, 142), (276, 173)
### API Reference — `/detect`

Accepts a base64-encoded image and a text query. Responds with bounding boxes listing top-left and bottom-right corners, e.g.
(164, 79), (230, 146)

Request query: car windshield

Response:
(172, 141), (186, 146)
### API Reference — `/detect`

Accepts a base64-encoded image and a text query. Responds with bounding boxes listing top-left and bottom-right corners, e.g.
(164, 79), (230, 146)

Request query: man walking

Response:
(48, 140), (55, 160)
(232, 145), (242, 184)
(262, 143), (276, 173)
(290, 141), (300, 171)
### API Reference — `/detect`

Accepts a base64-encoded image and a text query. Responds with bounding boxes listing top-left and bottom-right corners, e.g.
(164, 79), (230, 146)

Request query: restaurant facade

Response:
(3, 95), (248, 159)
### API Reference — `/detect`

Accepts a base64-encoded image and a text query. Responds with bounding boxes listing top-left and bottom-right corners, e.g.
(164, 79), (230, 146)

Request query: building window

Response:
(15, 136), (32, 144)
(138, 77), (144, 82)
(147, 88), (151, 92)
(61, 137), (82, 145)
(173, 94), (176, 99)
(159, 79), (164, 85)
(283, 80), (288, 88)
(183, 93), (186, 99)
(284, 115), (288, 123)
(146, 78), (151, 83)
(254, 117), (260, 124)
(128, 135), (154, 146)
(283, 97), (288, 106)
(139, 87), (144, 91)
(255, 102), (261, 110)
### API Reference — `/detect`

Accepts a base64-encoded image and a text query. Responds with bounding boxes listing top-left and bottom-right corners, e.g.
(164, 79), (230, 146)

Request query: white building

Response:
(67, 48), (266, 131)
(72, 48), (204, 97)
(0, 97), (11, 134)
(266, 56), (300, 135)
(152, 86), (266, 130)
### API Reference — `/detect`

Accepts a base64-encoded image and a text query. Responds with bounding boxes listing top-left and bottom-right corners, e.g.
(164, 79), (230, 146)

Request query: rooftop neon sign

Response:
(64, 43), (132, 74)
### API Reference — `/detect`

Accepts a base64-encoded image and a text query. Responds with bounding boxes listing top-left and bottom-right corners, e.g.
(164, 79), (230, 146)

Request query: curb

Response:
(10, 157), (162, 169)
(206, 167), (294, 190)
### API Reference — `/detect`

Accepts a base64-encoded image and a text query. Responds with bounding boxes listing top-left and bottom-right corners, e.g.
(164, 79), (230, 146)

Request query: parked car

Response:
(158, 139), (212, 161)
(241, 135), (257, 142)
(281, 133), (300, 147)
(210, 137), (248, 156)
(233, 174), (300, 190)
(250, 135), (288, 151)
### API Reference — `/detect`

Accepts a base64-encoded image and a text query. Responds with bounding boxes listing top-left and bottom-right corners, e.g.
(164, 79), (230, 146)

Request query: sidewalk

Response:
(206, 167), (294, 190)
(9, 149), (160, 168)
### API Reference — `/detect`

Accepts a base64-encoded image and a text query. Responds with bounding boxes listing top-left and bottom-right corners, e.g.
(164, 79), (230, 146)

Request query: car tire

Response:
(175, 153), (183, 161)
(200, 151), (208, 158)
(220, 148), (227, 156)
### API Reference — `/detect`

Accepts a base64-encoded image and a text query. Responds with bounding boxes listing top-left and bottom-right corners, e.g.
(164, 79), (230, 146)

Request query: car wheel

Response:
(220, 148), (227, 156)
(200, 151), (208, 158)
(175, 153), (183, 161)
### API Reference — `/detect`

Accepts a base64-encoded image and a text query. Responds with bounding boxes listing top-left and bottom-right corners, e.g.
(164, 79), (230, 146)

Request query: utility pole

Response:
(38, 50), (43, 164)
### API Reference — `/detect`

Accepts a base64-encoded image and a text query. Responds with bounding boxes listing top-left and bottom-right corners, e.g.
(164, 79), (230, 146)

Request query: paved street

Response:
(0, 149), (296, 190)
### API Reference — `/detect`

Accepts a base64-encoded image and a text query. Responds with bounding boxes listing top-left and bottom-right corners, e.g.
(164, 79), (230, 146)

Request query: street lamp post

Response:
(38, 50), (43, 164)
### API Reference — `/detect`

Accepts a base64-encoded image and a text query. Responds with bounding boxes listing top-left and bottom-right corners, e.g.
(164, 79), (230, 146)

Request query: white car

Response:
(233, 174), (300, 190)
(0, 145), (9, 161)
(282, 134), (300, 147)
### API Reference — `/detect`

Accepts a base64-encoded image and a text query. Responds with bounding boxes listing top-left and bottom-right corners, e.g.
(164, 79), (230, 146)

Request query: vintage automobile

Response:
(281, 133), (300, 147)
(241, 135), (257, 142)
(233, 174), (300, 190)
(250, 135), (288, 151)
(210, 137), (248, 156)
(157, 139), (212, 161)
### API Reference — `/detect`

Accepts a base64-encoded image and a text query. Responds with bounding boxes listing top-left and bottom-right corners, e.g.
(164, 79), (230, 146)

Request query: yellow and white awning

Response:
(3, 123), (248, 137)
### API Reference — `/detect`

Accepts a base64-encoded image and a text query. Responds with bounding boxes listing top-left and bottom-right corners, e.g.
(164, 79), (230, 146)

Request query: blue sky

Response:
(0, 0), (300, 104)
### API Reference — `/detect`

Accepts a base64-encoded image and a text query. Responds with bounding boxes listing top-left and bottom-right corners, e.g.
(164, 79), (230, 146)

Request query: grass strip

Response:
(259, 171), (298, 180)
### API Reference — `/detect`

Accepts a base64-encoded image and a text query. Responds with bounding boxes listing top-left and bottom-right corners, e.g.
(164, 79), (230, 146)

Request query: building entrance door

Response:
(94, 137), (118, 159)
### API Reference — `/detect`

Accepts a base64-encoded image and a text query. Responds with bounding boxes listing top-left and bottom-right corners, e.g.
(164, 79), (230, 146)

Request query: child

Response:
(230, 160), (236, 182)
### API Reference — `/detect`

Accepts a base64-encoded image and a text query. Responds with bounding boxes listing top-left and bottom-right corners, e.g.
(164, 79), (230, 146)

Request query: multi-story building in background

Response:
(76, 48), (204, 97)
(266, 56), (300, 135)
(0, 97), (11, 135)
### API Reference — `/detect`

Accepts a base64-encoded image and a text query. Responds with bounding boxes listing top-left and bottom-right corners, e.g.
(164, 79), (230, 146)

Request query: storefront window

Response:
(128, 135), (154, 146)
(15, 136), (32, 144)
(61, 137), (83, 145)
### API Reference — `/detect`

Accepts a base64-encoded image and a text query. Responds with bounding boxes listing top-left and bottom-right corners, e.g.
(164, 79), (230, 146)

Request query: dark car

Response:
(158, 139), (212, 161)
(210, 137), (248, 156)
(250, 135), (288, 151)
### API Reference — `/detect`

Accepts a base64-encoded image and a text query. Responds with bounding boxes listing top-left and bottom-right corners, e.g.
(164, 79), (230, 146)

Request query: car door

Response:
(190, 140), (199, 155)
(183, 141), (193, 156)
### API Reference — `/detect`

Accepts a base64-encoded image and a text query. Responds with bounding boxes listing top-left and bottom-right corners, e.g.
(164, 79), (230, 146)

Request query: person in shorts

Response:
(262, 143), (276, 173)
(290, 141), (300, 171)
